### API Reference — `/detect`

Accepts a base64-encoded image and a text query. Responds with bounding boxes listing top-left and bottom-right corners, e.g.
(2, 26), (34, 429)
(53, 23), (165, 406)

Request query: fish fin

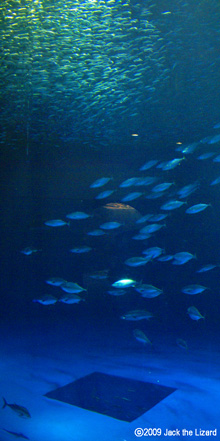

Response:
(2, 397), (7, 409)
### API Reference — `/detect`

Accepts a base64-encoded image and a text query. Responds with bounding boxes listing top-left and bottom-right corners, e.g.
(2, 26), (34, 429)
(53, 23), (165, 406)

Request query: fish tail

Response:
(2, 397), (7, 409)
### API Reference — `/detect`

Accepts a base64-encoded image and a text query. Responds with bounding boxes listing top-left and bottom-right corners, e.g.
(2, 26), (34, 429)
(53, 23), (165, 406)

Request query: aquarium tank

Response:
(1, 0), (220, 439)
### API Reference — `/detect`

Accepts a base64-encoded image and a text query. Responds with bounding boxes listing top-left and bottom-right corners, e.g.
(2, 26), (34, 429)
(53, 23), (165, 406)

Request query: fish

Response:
(90, 177), (112, 188)
(46, 277), (66, 286)
(124, 256), (151, 267)
(107, 289), (127, 296)
(133, 329), (152, 345)
(177, 182), (199, 199)
(2, 398), (31, 418)
(2, 428), (29, 439)
(66, 211), (92, 220)
(136, 214), (153, 224)
(95, 190), (114, 199)
(142, 246), (164, 259)
(119, 177), (140, 188)
(59, 293), (84, 304)
(181, 284), (208, 295)
(176, 338), (188, 350)
(207, 134), (220, 144)
(196, 264), (217, 273)
(20, 247), (41, 255)
(157, 254), (174, 262)
(32, 295), (58, 305)
(112, 279), (137, 288)
(70, 246), (92, 253)
(160, 200), (185, 211)
(187, 306), (205, 321)
(99, 221), (122, 230)
(210, 176), (220, 186)
(139, 223), (165, 234)
(121, 309), (154, 321)
(44, 219), (69, 227)
(197, 152), (215, 160)
(87, 229), (106, 236)
(121, 191), (143, 202)
(152, 182), (173, 192)
(185, 203), (210, 214)
(135, 284), (163, 298)
(60, 282), (86, 294)
(139, 159), (158, 171)
(172, 252), (196, 265)
(89, 269), (109, 280)
(161, 157), (185, 170)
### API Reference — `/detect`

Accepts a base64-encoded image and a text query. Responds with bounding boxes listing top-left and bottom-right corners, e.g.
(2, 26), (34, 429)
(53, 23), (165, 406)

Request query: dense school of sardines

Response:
(23, 125), (220, 348)
(0, 0), (167, 149)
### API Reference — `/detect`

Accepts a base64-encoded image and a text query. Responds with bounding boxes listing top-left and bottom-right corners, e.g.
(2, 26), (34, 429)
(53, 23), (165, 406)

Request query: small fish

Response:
(161, 200), (185, 211)
(185, 203), (210, 214)
(89, 269), (109, 280)
(157, 254), (174, 262)
(20, 247), (41, 255)
(196, 264), (217, 273)
(149, 213), (168, 222)
(161, 157), (184, 170)
(119, 177), (140, 187)
(87, 229), (106, 236)
(133, 329), (152, 345)
(142, 247), (164, 259)
(32, 295), (58, 305)
(70, 246), (92, 253)
(132, 233), (151, 240)
(44, 219), (69, 227)
(187, 306), (205, 320)
(59, 293), (84, 304)
(46, 277), (66, 286)
(124, 256), (151, 267)
(112, 279), (137, 288)
(172, 252), (196, 265)
(140, 223), (165, 234)
(177, 182), (199, 199)
(2, 428), (29, 439)
(121, 309), (153, 321)
(61, 282), (86, 294)
(136, 214), (153, 224)
(152, 182), (173, 192)
(107, 289), (126, 296)
(208, 134), (220, 144)
(100, 221), (122, 230)
(2, 398), (31, 418)
(66, 211), (92, 220)
(213, 122), (220, 129)
(95, 190), (114, 199)
(182, 284), (208, 295)
(210, 176), (220, 186)
(90, 177), (112, 188)
(135, 284), (163, 298)
(197, 152), (215, 160)
(139, 160), (158, 171)
(176, 338), (188, 350)
(121, 191), (143, 202)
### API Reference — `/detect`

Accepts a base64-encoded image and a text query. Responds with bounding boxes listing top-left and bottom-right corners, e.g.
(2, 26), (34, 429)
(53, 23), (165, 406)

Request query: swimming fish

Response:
(95, 190), (114, 199)
(20, 247), (41, 255)
(172, 252), (196, 265)
(121, 309), (154, 321)
(140, 223), (165, 234)
(60, 282), (86, 294)
(124, 256), (151, 267)
(59, 293), (84, 304)
(133, 329), (152, 345)
(185, 203), (210, 214)
(2, 428), (29, 439)
(46, 277), (66, 286)
(2, 398), (31, 418)
(32, 295), (58, 305)
(182, 284), (208, 295)
(139, 159), (158, 171)
(100, 221), (122, 230)
(112, 279), (137, 288)
(44, 219), (69, 227)
(107, 289), (127, 296)
(187, 306), (205, 320)
(90, 177), (112, 188)
(135, 284), (163, 298)
(66, 211), (92, 220)
(70, 246), (92, 253)
(196, 264), (217, 273)
(160, 200), (185, 210)
(142, 247), (164, 259)
(121, 192), (143, 202)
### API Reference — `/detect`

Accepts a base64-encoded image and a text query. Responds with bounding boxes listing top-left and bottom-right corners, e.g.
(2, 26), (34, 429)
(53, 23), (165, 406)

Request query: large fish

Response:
(2, 398), (31, 418)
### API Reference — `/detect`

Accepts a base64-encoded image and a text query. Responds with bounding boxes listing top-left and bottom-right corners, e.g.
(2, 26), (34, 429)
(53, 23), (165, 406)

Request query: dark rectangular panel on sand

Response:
(45, 371), (176, 422)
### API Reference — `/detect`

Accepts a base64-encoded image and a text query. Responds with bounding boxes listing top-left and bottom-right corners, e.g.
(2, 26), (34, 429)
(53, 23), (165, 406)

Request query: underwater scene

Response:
(1, 0), (220, 439)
